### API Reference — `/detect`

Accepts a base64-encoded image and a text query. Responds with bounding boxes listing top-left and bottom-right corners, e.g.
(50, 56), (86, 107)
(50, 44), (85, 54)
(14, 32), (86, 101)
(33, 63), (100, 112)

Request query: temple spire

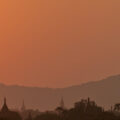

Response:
(1, 97), (9, 112)
(60, 97), (65, 109)
(21, 100), (26, 112)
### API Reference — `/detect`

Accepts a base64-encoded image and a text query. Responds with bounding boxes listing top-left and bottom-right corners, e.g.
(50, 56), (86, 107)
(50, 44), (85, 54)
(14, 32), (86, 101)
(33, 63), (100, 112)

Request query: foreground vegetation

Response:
(34, 98), (120, 120)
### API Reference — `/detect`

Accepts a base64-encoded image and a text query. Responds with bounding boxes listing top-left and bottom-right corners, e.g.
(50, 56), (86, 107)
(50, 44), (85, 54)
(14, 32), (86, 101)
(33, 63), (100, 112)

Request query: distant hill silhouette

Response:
(0, 75), (120, 111)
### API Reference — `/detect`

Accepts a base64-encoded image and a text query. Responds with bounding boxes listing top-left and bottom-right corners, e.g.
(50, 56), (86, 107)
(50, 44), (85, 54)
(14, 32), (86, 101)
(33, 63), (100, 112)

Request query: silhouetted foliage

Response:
(34, 112), (60, 120)
(34, 98), (120, 120)
(114, 103), (120, 112)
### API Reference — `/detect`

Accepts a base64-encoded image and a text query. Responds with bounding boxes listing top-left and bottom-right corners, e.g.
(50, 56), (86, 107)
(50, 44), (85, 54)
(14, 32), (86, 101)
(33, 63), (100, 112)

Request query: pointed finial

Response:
(21, 99), (26, 112)
(4, 97), (6, 104)
(23, 100), (24, 105)
(60, 97), (64, 108)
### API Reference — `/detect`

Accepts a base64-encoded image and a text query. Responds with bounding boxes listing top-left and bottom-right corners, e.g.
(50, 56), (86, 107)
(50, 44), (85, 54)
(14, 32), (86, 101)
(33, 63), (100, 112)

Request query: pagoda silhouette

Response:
(0, 98), (22, 120)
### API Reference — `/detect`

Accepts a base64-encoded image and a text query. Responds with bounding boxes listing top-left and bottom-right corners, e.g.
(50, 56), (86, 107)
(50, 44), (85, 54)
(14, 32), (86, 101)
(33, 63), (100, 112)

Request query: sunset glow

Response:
(0, 0), (120, 87)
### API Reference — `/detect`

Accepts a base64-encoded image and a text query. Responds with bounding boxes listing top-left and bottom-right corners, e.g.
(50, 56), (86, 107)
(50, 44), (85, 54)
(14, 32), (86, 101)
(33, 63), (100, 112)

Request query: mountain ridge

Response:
(1, 74), (120, 89)
(0, 74), (119, 111)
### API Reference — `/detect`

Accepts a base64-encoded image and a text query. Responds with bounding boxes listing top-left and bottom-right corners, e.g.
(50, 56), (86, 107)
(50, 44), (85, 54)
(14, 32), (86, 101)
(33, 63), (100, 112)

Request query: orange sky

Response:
(0, 0), (120, 87)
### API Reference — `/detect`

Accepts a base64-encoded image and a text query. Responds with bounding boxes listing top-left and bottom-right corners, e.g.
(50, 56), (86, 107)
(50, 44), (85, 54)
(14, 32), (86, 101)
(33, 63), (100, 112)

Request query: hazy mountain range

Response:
(0, 75), (120, 111)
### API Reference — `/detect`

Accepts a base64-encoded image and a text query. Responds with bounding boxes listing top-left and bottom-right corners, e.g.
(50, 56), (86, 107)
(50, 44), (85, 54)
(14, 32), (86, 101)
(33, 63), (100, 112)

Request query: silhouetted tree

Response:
(34, 98), (119, 120)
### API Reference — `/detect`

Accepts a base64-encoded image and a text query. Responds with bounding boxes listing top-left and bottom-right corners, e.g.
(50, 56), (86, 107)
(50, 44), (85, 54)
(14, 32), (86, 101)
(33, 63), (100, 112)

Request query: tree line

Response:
(33, 98), (120, 120)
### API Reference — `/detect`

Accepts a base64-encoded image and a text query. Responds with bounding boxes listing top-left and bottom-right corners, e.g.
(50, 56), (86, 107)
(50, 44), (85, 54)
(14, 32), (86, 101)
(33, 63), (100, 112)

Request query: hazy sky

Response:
(0, 0), (120, 87)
